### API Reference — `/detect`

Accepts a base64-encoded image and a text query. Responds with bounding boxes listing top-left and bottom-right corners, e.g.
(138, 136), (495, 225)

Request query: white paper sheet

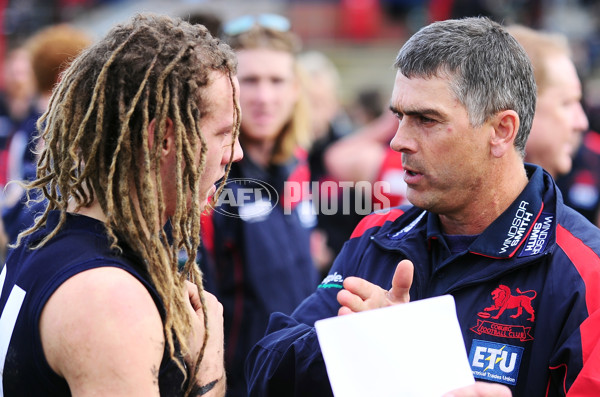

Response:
(315, 295), (475, 397)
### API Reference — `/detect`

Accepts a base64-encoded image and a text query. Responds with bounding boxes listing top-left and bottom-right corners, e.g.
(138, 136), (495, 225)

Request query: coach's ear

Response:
(147, 117), (175, 156)
(490, 109), (519, 158)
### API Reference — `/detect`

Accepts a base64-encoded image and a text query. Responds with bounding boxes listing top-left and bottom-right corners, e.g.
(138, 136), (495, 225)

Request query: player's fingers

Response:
(202, 291), (223, 316)
(185, 280), (202, 312)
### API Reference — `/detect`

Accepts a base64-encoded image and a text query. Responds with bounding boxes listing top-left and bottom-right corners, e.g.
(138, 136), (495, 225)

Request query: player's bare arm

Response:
(40, 267), (165, 396)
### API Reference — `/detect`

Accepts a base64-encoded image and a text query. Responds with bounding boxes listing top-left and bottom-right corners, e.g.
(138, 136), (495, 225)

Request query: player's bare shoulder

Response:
(39, 267), (164, 396)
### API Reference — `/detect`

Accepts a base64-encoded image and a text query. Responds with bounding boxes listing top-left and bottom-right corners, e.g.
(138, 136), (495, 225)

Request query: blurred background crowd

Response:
(3, 0), (599, 237)
(2, 0), (600, 311)
(3, 0), (600, 129)
(2, 1), (600, 395)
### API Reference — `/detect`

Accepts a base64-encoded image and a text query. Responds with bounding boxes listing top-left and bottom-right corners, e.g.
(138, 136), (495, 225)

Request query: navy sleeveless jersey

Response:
(0, 211), (187, 396)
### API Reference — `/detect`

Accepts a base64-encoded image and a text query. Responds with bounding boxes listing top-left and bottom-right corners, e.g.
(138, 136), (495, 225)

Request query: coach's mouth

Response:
(402, 164), (425, 185)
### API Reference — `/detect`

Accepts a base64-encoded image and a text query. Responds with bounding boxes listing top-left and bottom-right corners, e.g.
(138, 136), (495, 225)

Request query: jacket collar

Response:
(374, 164), (557, 259)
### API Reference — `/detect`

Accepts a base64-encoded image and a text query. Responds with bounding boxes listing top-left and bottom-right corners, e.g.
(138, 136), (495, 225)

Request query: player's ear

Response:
(490, 110), (519, 158)
(147, 117), (175, 156)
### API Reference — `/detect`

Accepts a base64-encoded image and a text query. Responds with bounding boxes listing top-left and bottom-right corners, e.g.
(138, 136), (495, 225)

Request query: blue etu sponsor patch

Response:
(469, 339), (523, 386)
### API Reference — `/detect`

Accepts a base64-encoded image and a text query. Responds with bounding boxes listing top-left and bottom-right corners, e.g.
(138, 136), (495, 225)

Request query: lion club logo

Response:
(479, 285), (537, 322)
(471, 285), (537, 342)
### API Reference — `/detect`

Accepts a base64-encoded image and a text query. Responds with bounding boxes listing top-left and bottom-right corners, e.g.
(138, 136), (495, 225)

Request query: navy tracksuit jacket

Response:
(246, 164), (600, 397)
(201, 155), (319, 397)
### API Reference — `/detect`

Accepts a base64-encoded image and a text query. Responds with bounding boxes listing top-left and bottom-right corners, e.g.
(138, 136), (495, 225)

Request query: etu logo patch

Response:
(469, 340), (523, 386)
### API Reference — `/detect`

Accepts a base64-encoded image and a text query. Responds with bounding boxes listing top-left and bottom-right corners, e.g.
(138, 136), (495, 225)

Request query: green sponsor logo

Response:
(317, 272), (344, 289)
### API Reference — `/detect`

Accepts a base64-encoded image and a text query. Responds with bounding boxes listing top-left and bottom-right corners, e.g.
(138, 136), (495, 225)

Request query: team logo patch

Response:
(481, 285), (536, 322)
(470, 320), (533, 342)
(317, 272), (344, 289)
(469, 339), (523, 386)
(470, 285), (537, 341)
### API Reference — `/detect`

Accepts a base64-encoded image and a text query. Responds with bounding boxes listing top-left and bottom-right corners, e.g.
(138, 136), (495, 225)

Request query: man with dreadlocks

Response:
(0, 13), (242, 396)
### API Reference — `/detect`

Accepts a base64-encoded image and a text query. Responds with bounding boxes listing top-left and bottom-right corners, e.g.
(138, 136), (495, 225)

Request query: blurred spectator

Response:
(298, 50), (354, 273)
(199, 14), (319, 397)
(26, 24), (93, 112)
(507, 25), (588, 179)
(297, 50), (351, 149)
(428, 0), (542, 27)
(556, 75), (600, 226)
(0, 47), (35, 124)
(2, 24), (92, 245)
(0, 46), (37, 206)
(557, 130), (600, 226)
(507, 25), (600, 227)
(324, 108), (408, 208)
(340, 0), (382, 41)
(585, 77), (600, 133)
(321, 106), (411, 277)
(347, 87), (385, 128)
(322, 82), (407, 260)
(187, 11), (223, 38)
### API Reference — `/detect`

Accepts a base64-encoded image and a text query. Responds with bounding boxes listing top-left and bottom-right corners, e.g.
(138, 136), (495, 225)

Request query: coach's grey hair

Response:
(394, 17), (536, 156)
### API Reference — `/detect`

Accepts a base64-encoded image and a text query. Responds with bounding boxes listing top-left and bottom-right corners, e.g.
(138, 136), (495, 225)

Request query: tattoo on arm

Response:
(193, 378), (219, 396)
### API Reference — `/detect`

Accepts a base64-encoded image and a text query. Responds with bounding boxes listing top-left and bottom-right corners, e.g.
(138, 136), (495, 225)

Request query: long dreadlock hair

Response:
(17, 13), (239, 393)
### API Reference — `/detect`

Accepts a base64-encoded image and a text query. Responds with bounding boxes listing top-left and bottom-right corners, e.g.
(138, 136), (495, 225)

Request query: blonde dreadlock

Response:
(17, 13), (239, 393)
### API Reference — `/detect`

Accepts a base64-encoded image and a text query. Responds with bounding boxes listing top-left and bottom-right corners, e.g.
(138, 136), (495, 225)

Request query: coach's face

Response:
(389, 71), (493, 217)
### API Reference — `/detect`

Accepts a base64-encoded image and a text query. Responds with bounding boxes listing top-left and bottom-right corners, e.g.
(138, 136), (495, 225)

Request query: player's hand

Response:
(184, 281), (225, 386)
(336, 259), (413, 315)
(443, 382), (512, 397)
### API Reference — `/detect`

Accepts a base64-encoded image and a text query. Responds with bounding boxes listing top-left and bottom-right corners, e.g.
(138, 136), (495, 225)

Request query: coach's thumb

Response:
(387, 259), (413, 304)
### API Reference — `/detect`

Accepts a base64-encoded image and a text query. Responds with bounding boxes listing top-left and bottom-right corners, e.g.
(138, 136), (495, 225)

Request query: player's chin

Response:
(197, 185), (216, 209)
(198, 195), (211, 212)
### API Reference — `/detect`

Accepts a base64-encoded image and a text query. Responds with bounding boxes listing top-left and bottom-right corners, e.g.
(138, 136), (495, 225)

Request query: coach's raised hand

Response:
(337, 259), (414, 316)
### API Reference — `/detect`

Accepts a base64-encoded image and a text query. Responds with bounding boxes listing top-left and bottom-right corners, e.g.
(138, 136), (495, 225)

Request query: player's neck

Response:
(67, 198), (108, 223)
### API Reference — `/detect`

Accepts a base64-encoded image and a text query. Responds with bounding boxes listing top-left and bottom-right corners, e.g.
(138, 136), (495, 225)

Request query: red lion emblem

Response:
(483, 285), (537, 322)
